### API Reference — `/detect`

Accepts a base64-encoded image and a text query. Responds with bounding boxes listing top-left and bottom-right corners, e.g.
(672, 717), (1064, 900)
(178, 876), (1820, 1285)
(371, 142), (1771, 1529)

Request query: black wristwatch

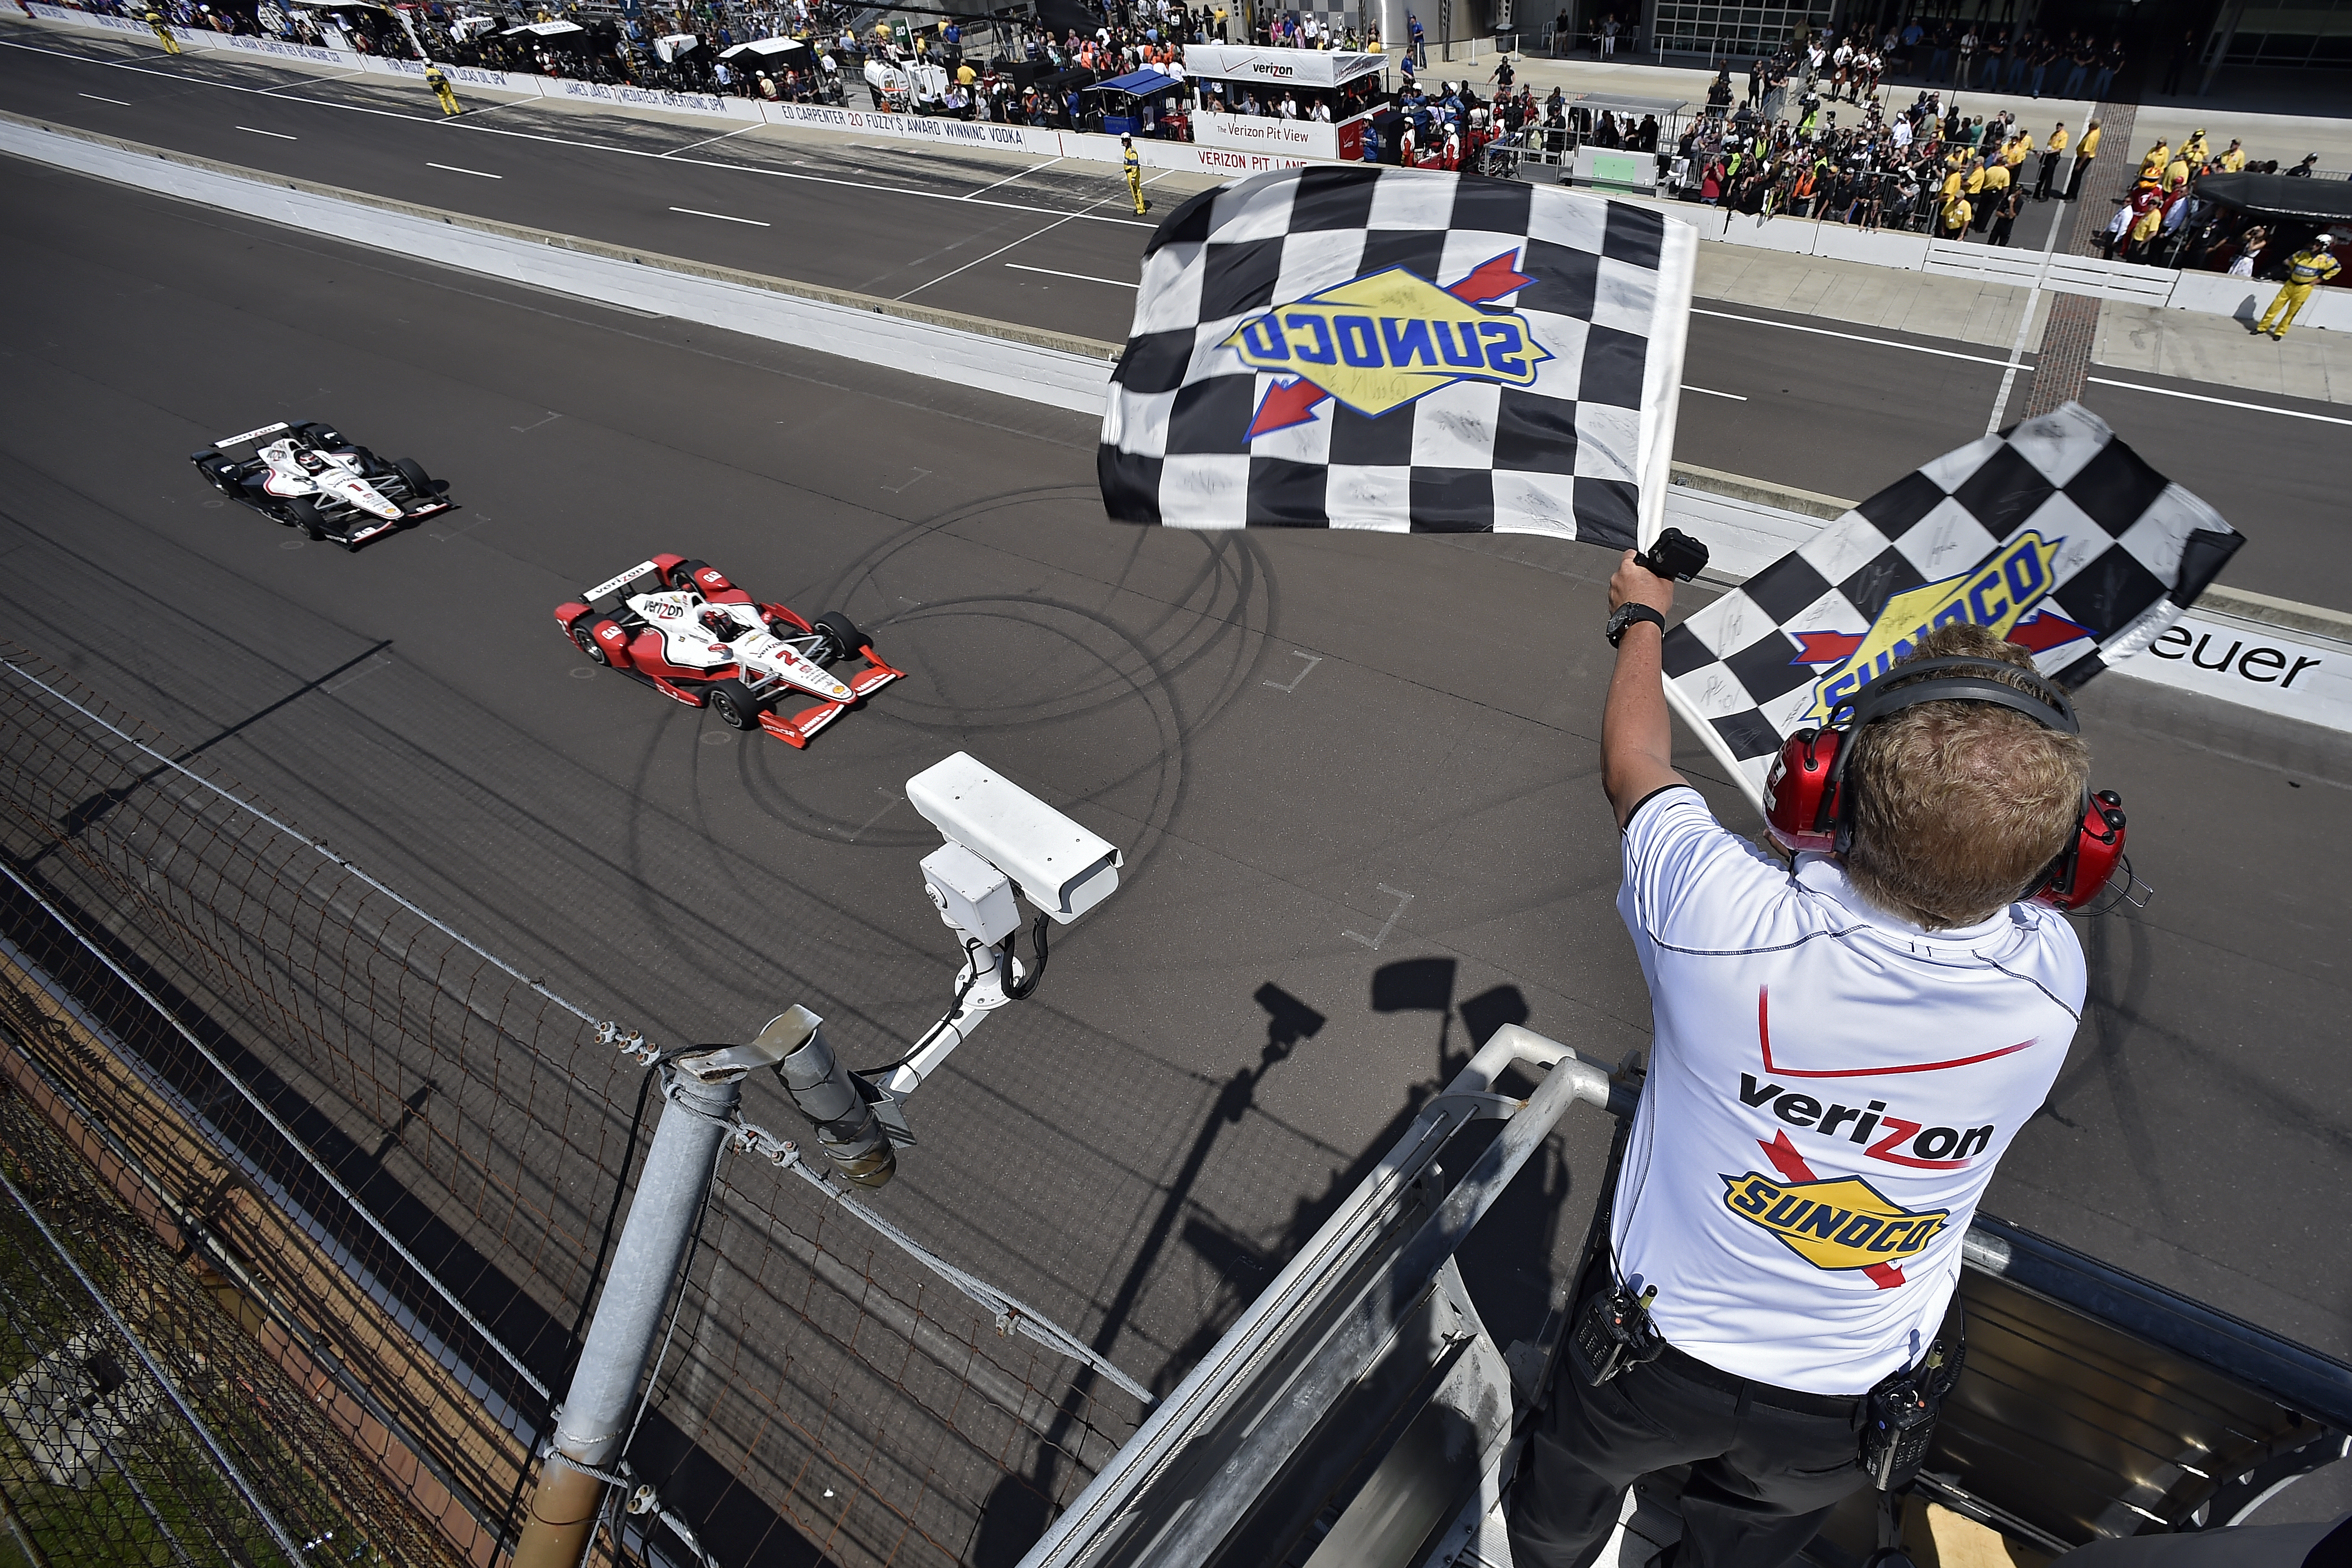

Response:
(1607, 604), (1667, 647)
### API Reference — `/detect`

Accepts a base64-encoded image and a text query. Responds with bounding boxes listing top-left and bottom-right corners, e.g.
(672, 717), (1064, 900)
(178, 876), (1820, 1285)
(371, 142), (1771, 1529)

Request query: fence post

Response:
(512, 1055), (748, 1568)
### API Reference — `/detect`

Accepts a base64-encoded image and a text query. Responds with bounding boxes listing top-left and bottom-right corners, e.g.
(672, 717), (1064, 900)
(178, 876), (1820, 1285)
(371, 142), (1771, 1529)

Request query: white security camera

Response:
(905, 752), (1122, 924)
(873, 754), (1127, 1104)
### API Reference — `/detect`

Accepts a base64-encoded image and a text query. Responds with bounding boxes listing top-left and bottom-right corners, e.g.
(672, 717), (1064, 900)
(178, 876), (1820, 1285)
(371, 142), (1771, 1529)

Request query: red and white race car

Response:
(555, 556), (905, 747)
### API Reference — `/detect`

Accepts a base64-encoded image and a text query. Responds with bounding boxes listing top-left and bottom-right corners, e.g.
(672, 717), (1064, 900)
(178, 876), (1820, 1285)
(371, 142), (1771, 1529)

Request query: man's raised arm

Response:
(1601, 549), (1688, 831)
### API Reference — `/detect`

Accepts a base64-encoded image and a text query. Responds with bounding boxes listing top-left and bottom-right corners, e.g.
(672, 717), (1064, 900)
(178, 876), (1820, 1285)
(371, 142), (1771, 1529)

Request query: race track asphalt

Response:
(8, 21), (2352, 607)
(2, 47), (2351, 1555)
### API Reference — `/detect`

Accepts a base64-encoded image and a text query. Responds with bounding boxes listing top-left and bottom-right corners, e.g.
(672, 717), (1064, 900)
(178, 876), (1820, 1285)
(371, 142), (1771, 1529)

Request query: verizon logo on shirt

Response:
(1612, 789), (2083, 1396)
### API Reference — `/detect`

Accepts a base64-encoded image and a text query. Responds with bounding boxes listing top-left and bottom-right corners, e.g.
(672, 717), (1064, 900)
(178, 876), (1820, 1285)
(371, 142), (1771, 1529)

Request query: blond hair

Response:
(1841, 624), (2089, 930)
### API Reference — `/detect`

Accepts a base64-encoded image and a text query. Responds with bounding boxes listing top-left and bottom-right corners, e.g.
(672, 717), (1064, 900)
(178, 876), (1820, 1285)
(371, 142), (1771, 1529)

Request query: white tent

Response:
(653, 31), (698, 61)
(719, 35), (807, 59)
(501, 19), (585, 37)
(1179, 44), (1384, 88)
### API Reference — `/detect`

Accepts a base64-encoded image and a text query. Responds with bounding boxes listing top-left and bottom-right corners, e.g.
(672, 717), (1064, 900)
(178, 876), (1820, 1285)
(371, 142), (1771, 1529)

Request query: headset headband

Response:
(1819, 655), (2080, 850)
(1829, 655), (2077, 766)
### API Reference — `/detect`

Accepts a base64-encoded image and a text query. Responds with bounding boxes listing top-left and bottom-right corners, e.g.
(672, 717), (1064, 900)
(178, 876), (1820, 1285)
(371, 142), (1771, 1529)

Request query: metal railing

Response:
(1021, 1024), (1630, 1567)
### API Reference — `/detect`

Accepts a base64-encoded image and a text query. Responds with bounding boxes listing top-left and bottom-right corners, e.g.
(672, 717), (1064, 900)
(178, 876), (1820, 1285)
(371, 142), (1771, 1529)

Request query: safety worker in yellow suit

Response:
(425, 62), (462, 116)
(144, 6), (181, 54)
(2256, 234), (2342, 340)
(1121, 134), (1145, 215)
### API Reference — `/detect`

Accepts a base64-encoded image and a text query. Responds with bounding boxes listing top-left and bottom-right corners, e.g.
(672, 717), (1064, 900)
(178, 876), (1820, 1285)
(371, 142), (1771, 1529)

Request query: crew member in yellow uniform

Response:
(1941, 192), (1972, 237)
(2216, 138), (2247, 172)
(144, 5), (181, 53)
(2179, 128), (2209, 170)
(2256, 234), (2342, 340)
(1121, 134), (1145, 214)
(2066, 120), (2102, 200)
(425, 62), (462, 115)
(1976, 157), (2011, 230)
(2035, 123), (2069, 201)
(2137, 137), (2170, 185)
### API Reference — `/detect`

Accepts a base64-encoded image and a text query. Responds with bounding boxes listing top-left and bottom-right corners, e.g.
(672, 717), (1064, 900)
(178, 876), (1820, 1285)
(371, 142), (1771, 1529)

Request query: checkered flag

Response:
(1657, 402), (2243, 808)
(1099, 165), (1695, 545)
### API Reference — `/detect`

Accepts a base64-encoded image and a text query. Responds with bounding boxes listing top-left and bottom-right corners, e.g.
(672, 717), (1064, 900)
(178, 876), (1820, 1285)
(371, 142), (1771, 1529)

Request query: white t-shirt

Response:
(1611, 787), (2083, 1395)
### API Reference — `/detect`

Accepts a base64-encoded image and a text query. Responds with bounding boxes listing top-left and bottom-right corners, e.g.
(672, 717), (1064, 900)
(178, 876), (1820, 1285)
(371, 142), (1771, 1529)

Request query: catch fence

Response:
(0, 645), (1145, 1566)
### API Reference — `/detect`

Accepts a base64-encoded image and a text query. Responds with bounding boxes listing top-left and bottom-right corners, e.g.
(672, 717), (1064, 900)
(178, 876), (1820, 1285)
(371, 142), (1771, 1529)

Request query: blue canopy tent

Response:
(1083, 67), (1185, 137)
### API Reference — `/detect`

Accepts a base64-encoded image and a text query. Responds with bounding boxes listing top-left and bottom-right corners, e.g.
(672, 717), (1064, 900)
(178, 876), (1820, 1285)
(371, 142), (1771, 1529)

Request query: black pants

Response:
(1508, 1338), (1869, 1568)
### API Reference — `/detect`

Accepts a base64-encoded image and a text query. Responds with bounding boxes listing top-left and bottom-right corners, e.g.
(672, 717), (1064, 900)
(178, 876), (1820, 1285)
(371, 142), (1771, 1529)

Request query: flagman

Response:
(1122, 136), (1146, 215)
(1509, 591), (2098, 1568)
(144, 4), (180, 53)
(425, 62), (462, 116)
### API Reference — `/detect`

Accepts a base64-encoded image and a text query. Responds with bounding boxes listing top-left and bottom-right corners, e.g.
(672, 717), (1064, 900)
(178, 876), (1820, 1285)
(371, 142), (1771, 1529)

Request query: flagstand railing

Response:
(1018, 1026), (1631, 1568)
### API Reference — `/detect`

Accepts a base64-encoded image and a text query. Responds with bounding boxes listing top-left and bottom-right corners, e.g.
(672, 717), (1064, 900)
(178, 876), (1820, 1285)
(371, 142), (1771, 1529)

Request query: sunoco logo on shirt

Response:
(1721, 1171), (1949, 1272)
(1227, 252), (1550, 440)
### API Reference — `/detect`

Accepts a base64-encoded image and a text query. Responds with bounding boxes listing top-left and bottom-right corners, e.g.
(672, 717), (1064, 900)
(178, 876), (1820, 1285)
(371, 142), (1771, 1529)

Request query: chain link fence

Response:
(0, 645), (1145, 1567)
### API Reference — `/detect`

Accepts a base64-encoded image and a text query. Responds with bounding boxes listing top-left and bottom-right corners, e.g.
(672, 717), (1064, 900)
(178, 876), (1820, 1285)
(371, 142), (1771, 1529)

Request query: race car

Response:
(189, 421), (451, 548)
(555, 556), (905, 747)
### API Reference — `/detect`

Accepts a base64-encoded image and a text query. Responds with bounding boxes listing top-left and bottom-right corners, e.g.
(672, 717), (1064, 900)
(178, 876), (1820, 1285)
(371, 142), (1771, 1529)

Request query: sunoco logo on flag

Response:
(1791, 530), (2091, 725)
(1225, 252), (1550, 439)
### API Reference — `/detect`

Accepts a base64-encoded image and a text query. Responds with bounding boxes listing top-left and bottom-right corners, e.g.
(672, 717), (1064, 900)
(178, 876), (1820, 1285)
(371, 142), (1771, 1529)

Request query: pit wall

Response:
(19, 3), (1315, 180)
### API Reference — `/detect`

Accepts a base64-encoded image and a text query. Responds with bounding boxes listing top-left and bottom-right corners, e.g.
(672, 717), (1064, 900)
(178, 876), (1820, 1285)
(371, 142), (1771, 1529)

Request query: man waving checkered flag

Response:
(1099, 164), (1696, 546)
(1656, 402), (2243, 806)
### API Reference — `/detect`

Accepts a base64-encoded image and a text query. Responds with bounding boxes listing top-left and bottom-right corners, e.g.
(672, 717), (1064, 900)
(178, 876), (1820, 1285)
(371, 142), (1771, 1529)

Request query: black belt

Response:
(1651, 1338), (1871, 1419)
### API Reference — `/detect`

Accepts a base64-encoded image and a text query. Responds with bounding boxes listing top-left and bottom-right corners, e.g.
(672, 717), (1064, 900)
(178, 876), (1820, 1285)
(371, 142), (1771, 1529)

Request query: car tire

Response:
(671, 558), (712, 594)
(816, 611), (867, 662)
(706, 679), (760, 731)
(288, 497), (327, 542)
(393, 457), (432, 498)
(570, 620), (610, 665)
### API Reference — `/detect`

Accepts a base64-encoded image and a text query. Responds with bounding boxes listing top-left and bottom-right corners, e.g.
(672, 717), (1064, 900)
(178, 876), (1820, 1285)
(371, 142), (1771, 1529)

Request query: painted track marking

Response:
(669, 204), (768, 226)
(1006, 262), (1138, 288)
(2085, 377), (2352, 427)
(236, 124), (296, 139)
(1681, 384), (1747, 400)
(1692, 306), (2026, 369)
(79, 90), (131, 104)
(1344, 885), (1413, 951)
(1263, 651), (1324, 692)
(427, 160), (501, 178)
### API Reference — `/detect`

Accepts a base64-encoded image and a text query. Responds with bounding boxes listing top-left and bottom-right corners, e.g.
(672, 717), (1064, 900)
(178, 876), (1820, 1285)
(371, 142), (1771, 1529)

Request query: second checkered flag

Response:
(1656, 402), (2243, 807)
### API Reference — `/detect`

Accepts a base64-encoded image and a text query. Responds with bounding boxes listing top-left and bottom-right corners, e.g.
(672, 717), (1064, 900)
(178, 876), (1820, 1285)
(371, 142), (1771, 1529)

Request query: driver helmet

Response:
(698, 606), (746, 640)
(295, 449), (329, 474)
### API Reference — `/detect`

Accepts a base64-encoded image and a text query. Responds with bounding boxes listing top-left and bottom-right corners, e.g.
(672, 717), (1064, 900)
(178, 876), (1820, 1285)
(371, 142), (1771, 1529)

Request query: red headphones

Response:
(1761, 655), (2128, 913)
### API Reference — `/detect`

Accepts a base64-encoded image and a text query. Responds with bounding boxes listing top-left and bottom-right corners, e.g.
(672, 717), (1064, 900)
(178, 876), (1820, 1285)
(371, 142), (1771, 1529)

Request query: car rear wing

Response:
(584, 561), (666, 614)
(216, 421), (292, 450)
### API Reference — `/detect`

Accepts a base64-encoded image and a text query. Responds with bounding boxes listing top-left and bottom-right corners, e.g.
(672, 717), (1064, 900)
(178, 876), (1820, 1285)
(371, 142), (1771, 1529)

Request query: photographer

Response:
(1508, 555), (2092, 1568)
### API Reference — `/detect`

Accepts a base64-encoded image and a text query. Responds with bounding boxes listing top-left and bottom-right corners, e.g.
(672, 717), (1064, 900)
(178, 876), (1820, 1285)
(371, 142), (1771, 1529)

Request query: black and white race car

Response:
(190, 421), (451, 548)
